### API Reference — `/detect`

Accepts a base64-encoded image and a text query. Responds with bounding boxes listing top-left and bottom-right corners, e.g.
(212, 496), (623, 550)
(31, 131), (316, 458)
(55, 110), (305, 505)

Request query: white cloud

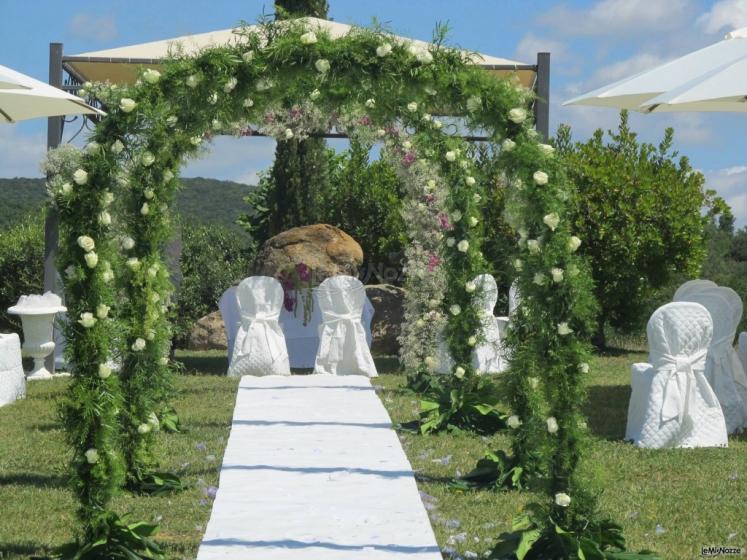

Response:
(515, 32), (568, 64)
(0, 126), (46, 178)
(697, 0), (747, 35)
(539, 0), (695, 37)
(181, 135), (276, 185)
(69, 13), (118, 42)
(704, 165), (747, 226)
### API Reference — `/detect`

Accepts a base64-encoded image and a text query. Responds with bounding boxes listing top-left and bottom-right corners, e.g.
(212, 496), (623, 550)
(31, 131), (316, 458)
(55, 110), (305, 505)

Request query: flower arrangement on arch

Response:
(277, 262), (314, 324)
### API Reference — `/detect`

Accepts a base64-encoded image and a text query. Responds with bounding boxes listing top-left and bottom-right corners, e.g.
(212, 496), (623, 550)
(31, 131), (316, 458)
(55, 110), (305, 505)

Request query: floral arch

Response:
(48, 17), (603, 558)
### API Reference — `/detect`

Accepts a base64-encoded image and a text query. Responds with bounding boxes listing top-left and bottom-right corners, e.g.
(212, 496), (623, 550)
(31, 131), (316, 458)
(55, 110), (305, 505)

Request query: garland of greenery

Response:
(54, 15), (653, 557)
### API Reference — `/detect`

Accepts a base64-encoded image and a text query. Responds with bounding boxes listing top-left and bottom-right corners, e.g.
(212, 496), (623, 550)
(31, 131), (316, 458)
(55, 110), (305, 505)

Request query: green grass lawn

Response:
(1, 350), (745, 559)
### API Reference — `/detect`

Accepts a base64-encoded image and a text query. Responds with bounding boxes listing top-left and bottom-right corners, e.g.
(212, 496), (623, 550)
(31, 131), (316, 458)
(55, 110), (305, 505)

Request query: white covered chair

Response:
(673, 279), (717, 302)
(472, 274), (508, 374)
(228, 277), (290, 377)
(738, 332), (747, 373)
(219, 286), (241, 364)
(625, 302), (727, 448)
(508, 280), (521, 317)
(0, 333), (25, 407)
(313, 276), (377, 377)
(680, 287), (747, 432)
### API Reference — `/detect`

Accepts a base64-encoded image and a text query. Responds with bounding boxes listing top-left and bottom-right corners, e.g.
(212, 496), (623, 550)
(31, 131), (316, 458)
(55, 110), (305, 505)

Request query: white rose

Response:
(137, 423), (151, 434)
(85, 141), (100, 154)
(186, 74), (200, 88)
(469, 217), (479, 227)
(428, 298), (440, 308)
(191, 136), (202, 146)
(543, 213), (560, 231)
(163, 169), (174, 182)
(454, 366), (465, 378)
(102, 270), (114, 283)
(466, 176), (476, 186)
(119, 98), (136, 113)
(579, 362), (590, 374)
(166, 115), (178, 127)
(427, 179), (436, 188)
(533, 171), (549, 185)
(445, 150), (456, 162)
(223, 77), (238, 92)
(466, 96), (482, 113)
(132, 338), (146, 352)
(452, 210), (462, 222)
(508, 107), (527, 123)
(415, 318), (425, 328)
(126, 258), (141, 270)
(77, 235), (95, 253)
(96, 304), (110, 319)
(242, 51), (254, 63)
(208, 92), (218, 105)
(557, 322), (573, 336)
(78, 312), (97, 328)
(528, 377), (539, 389)
(84, 448), (99, 464)
(122, 237), (135, 250)
(467, 336), (477, 346)
(284, 128), (294, 140)
(568, 236), (582, 252)
(446, 237), (456, 247)
(140, 203), (150, 216)
(243, 97), (255, 108)
(98, 211), (111, 226)
(300, 31), (317, 44)
(416, 49), (433, 64)
(433, 120), (443, 129)
(533, 272), (546, 286)
(539, 143), (555, 155)
(457, 240), (469, 253)
(60, 182), (72, 195)
(407, 101), (418, 112)
(449, 304), (461, 316)
(102, 191), (114, 206)
(555, 492), (571, 507)
(315, 59), (330, 73)
(98, 364), (112, 379)
(142, 68), (161, 84)
(507, 415), (522, 429)
(473, 193), (482, 203)
(514, 258), (523, 271)
(159, 357), (169, 366)
(376, 128), (386, 137)
(84, 252), (99, 269)
(422, 113), (432, 122)
(146, 329), (156, 340)
(364, 98), (375, 109)
(376, 43), (392, 57)
(256, 78), (272, 91)
(141, 151), (155, 167)
(527, 239), (541, 254)
(465, 281), (476, 293)
(551, 268), (564, 283)
(547, 416), (559, 434)
(73, 169), (88, 185)
(424, 356), (438, 370)
(147, 265), (158, 278)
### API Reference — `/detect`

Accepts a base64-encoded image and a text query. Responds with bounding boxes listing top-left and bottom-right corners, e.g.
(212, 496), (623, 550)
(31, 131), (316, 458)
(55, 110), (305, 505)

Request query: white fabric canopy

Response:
(565, 26), (747, 113)
(625, 302), (727, 448)
(0, 64), (103, 123)
(66, 17), (533, 87)
(228, 277), (290, 377)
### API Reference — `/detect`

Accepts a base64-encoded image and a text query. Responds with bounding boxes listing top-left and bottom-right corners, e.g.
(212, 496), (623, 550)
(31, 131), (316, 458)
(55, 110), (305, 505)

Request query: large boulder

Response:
(188, 310), (227, 351)
(253, 224), (363, 284)
(365, 284), (405, 356)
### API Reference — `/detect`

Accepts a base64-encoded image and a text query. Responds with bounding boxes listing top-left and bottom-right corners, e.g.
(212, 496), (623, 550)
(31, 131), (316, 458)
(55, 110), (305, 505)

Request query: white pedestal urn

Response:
(7, 292), (67, 381)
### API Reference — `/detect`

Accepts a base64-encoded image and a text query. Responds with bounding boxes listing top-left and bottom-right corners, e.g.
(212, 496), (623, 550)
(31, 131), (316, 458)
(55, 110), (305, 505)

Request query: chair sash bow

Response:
(239, 311), (282, 362)
(319, 310), (360, 363)
(654, 348), (718, 423)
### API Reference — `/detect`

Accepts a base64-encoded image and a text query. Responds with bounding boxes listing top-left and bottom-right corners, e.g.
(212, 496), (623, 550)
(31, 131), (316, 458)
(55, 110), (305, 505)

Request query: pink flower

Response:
(295, 262), (311, 282)
(289, 107), (303, 119)
(357, 116), (372, 126)
(438, 213), (452, 230)
(423, 194), (435, 203)
(264, 112), (276, 123)
(427, 254), (441, 272)
(403, 152), (416, 166)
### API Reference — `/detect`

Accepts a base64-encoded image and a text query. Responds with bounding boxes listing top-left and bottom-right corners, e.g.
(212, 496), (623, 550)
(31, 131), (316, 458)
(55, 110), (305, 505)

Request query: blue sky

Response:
(3, 0), (747, 225)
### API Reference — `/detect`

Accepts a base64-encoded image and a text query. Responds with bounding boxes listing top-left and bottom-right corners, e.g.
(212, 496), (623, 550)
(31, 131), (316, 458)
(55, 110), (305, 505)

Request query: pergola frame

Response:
(44, 40), (551, 373)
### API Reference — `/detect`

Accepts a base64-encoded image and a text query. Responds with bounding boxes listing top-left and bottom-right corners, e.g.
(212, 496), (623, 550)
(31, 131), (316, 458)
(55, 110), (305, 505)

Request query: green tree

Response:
(262, 0), (332, 240)
(556, 111), (716, 347)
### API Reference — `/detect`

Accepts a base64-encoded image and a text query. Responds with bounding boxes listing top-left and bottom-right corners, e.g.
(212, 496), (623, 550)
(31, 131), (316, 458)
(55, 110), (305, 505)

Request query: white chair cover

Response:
(0, 333), (25, 407)
(228, 277), (290, 377)
(508, 280), (521, 317)
(673, 279), (717, 302)
(219, 286), (241, 364)
(738, 332), (747, 373)
(681, 288), (747, 432)
(313, 276), (377, 377)
(472, 274), (508, 374)
(625, 302), (727, 448)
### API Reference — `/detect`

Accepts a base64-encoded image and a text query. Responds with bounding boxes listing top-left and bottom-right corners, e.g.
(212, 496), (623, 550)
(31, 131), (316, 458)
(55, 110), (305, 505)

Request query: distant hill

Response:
(0, 177), (254, 232)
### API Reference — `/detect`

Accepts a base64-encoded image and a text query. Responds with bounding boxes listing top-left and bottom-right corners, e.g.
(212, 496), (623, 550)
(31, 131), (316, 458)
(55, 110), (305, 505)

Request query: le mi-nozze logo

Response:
(701, 545), (744, 556)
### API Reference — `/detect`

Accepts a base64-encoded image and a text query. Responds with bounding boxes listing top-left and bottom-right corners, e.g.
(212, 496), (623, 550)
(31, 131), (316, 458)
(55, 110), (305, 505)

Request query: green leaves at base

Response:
(157, 406), (181, 433)
(418, 377), (506, 435)
(450, 450), (525, 490)
(134, 471), (188, 496)
(52, 511), (163, 560)
(491, 505), (662, 560)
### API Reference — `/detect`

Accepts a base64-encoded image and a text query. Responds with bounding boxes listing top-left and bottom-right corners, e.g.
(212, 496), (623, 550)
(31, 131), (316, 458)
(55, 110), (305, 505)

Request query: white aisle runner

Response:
(196, 374), (442, 560)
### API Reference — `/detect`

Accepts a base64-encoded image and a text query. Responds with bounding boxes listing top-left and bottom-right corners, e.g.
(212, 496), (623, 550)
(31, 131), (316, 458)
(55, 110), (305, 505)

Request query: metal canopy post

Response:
(44, 42), (63, 375)
(534, 52), (550, 141)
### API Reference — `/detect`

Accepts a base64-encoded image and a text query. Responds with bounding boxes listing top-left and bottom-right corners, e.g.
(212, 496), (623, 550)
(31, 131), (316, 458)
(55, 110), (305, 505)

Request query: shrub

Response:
(172, 220), (255, 346)
(0, 211), (44, 332)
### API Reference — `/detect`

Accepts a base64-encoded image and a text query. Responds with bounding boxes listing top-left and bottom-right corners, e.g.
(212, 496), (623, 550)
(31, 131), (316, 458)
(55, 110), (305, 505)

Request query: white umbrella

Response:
(564, 27), (747, 113)
(0, 63), (103, 123)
